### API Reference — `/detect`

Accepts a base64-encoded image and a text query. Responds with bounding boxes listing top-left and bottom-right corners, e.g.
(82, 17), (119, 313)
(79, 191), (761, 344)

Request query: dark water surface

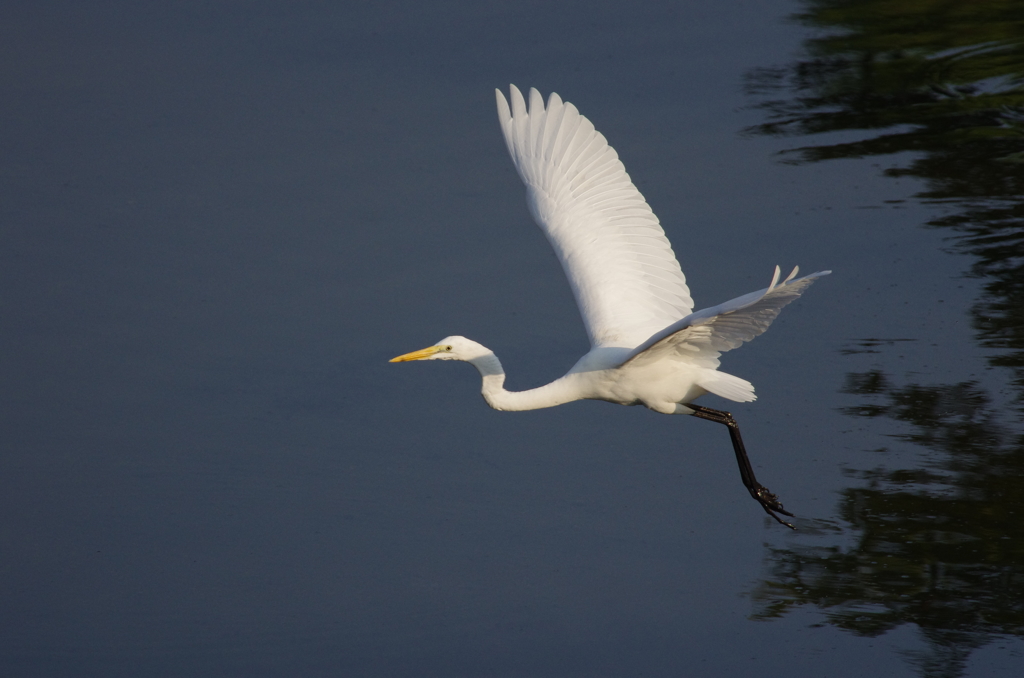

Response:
(2, 1), (1022, 676)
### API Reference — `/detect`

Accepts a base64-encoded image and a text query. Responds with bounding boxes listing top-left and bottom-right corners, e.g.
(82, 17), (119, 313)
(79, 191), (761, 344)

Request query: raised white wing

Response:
(626, 266), (831, 373)
(496, 85), (693, 349)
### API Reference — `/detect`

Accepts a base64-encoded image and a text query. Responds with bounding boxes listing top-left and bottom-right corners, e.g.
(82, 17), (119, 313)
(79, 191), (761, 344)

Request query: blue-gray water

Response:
(3, 2), (1022, 676)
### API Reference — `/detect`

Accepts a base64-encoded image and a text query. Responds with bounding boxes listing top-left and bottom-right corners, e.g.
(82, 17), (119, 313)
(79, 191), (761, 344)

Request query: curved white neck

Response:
(468, 351), (577, 412)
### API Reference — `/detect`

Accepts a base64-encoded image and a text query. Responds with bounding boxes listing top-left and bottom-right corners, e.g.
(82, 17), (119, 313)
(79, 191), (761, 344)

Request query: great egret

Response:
(392, 85), (829, 528)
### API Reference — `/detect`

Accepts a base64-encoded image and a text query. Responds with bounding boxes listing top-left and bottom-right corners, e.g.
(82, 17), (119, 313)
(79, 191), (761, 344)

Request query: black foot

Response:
(748, 484), (795, 529)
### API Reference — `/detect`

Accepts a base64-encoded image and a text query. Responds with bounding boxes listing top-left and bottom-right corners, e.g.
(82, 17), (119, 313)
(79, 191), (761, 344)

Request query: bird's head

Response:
(389, 335), (491, 363)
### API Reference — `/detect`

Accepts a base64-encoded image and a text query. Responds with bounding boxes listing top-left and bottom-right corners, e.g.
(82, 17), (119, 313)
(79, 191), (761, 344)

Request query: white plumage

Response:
(392, 85), (830, 527)
(496, 86), (694, 349)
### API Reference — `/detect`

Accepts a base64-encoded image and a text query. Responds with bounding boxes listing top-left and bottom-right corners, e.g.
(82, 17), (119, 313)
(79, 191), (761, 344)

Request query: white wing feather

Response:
(626, 266), (832, 372)
(496, 86), (694, 349)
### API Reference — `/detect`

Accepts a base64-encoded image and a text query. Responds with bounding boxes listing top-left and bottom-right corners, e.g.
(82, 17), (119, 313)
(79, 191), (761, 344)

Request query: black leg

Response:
(688, 404), (796, 529)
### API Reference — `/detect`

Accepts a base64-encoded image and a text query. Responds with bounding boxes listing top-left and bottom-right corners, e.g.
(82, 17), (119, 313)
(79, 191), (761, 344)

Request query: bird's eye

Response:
(444, 345), (453, 351)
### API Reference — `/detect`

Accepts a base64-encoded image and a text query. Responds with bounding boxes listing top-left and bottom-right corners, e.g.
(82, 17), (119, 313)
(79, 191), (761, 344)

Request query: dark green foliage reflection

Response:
(754, 374), (1024, 677)
(744, 1), (1024, 676)
(746, 0), (1024, 160)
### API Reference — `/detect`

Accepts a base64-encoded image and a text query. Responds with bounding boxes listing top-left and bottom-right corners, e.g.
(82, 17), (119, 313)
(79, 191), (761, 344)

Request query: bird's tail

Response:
(698, 371), (756, 403)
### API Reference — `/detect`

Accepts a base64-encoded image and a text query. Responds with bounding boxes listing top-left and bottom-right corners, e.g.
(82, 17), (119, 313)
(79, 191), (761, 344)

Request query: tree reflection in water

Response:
(743, 1), (1024, 676)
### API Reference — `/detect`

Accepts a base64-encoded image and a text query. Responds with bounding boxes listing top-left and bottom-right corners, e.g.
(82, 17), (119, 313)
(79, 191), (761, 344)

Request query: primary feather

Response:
(496, 85), (694, 349)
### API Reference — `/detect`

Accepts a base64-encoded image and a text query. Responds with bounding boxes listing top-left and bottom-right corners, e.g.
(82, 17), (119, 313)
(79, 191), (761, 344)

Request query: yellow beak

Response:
(389, 345), (446, 363)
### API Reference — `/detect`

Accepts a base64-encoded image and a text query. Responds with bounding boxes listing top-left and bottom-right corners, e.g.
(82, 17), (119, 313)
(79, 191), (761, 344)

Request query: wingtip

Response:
(509, 84), (527, 118)
(529, 87), (543, 114)
(495, 88), (511, 122)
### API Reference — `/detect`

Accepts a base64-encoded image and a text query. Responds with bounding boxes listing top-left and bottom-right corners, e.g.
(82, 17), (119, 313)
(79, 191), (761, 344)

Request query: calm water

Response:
(2, 1), (1022, 676)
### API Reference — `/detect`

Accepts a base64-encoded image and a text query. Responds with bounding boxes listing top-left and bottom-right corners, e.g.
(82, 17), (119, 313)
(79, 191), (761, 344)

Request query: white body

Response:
(392, 86), (829, 417)
(473, 340), (714, 414)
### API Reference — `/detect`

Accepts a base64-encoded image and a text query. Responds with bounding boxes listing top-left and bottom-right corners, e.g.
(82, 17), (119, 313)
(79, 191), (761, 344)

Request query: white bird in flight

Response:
(392, 85), (829, 528)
